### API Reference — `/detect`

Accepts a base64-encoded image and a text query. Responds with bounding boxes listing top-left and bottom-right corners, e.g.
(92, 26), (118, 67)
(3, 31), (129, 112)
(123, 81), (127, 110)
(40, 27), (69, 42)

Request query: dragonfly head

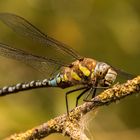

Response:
(94, 62), (117, 87)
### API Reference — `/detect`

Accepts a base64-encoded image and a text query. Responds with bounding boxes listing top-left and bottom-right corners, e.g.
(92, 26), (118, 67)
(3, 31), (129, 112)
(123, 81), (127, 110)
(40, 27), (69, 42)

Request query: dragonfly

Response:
(0, 13), (134, 115)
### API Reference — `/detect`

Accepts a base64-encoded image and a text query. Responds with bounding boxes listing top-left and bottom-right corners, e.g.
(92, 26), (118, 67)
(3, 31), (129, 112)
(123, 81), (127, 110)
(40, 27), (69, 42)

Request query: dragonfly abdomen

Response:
(0, 78), (60, 96)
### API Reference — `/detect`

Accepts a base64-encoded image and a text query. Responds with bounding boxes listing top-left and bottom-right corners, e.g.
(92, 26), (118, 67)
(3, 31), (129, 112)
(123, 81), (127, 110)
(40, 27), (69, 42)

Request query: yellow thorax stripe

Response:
(91, 68), (94, 78)
(71, 71), (81, 81)
(64, 73), (68, 81)
(79, 64), (90, 76)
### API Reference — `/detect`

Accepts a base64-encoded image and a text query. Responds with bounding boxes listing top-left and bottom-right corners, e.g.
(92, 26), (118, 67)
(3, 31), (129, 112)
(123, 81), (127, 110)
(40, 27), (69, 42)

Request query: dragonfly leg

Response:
(92, 81), (98, 98)
(91, 87), (97, 98)
(83, 82), (98, 102)
(83, 88), (94, 102)
(83, 86), (108, 102)
(75, 88), (90, 107)
(65, 86), (87, 115)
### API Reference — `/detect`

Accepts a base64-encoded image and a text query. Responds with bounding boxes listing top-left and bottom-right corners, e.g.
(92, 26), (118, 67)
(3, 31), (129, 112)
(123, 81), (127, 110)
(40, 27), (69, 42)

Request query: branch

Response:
(5, 76), (140, 140)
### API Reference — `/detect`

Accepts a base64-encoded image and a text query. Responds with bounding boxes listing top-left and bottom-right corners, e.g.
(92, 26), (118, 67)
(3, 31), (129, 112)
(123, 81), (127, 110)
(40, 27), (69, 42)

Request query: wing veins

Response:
(0, 13), (81, 59)
(0, 43), (64, 66)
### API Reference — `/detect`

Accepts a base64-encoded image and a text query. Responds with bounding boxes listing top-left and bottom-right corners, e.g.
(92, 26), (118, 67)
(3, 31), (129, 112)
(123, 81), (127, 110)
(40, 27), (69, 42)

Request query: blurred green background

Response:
(0, 0), (139, 140)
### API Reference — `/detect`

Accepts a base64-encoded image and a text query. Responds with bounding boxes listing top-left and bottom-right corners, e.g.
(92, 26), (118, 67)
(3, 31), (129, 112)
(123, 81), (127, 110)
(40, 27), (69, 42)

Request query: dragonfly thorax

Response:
(94, 62), (117, 87)
(55, 58), (118, 88)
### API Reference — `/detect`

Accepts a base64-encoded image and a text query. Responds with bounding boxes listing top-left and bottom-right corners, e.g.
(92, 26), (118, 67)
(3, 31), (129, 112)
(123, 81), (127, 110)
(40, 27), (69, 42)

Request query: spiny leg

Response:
(83, 82), (98, 102)
(75, 88), (90, 107)
(83, 87), (94, 102)
(83, 86), (108, 102)
(92, 81), (98, 98)
(91, 87), (97, 98)
(65, 86), (87, 115)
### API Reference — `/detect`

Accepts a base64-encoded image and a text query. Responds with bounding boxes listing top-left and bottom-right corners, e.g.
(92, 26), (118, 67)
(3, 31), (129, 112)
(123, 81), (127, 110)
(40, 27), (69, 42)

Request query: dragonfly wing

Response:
(112, 66), (135, 79)
(0, 43), (63, 77)
(0, 13), (81, 60)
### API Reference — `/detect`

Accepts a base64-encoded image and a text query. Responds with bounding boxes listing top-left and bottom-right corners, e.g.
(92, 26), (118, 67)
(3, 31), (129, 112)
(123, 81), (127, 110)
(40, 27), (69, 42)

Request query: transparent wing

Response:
(0, 13), (81, 61)
(111, 66), (135, 79)
(0, 43), (64, 77)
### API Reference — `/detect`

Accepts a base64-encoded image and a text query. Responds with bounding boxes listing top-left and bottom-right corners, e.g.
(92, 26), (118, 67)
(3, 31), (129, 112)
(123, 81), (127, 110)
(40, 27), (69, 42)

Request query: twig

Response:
(4, 76), (140, 140)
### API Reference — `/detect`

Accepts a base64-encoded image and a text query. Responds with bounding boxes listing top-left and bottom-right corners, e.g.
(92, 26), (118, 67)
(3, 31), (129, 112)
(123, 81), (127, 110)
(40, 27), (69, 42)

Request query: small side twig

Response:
(5, 76), (140, 140)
